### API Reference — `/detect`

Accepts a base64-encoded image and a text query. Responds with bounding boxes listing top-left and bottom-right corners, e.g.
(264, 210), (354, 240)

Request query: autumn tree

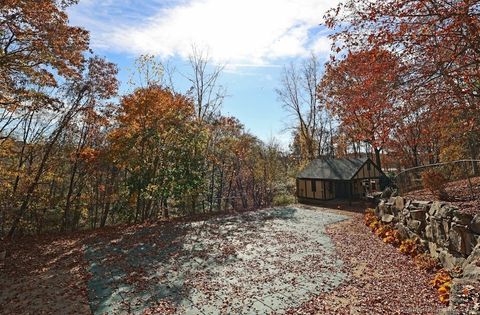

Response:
(0, 0), (89, 141)
(325, 0), (480, 164)
(109, 85), (206, 220)
(320, 48), (401, 170)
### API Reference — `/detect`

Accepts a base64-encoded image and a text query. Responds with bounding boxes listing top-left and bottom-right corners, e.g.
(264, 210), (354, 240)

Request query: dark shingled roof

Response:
(297, 157), (369, 180)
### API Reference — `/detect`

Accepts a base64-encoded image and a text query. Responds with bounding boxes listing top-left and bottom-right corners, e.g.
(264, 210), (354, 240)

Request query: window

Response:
(311, 179), (316, 192)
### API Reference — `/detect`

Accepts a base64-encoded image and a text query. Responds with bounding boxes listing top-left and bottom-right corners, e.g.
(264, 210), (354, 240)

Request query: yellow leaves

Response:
(430, 269), (452, 305)
(413, 253), (438, 272)
(364, 210), (401, 246)
(383, 230), (400, 246)
(399, 238), (420, 257)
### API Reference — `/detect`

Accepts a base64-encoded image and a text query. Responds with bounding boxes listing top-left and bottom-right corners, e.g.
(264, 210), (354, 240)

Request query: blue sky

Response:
(67, 0), (339, 147)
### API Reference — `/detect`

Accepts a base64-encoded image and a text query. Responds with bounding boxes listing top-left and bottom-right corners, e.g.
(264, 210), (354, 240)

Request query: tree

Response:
(6, 57), (118, 237)
(325, 0), (480, 164)
(109, 85), (205, 220)
(186, 47), (226, 123)
(0, 0), (89, 141)
(277, 54), (333, 162)
(320, 48), (400, 169)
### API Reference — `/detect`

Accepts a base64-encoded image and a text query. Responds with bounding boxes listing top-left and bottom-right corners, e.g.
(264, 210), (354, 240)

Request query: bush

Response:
(399, 238), (421, 257)
(430, 269), (452, 305)
(272, 193), (295, 206)
(421, 170), (449, 200)
(414, 253), (439, 272)
(383, 229), (401, 246)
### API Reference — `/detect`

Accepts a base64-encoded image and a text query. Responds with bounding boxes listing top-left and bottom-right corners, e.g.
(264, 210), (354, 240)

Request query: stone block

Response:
(449, 223), (477, 256)
(470, 214), (480, 234)
(394, 196), (404, 212)
(381, 214), (394, 224)
(425, 224), (433, 241)
(396, 223), (410, 240)
(438, 249), (465, 270)
(453, 211), (473, 226)
(429, 201), (442, 217)
(428, 241), (439, 259)
(410, 209), (427, 222)
(407, 219), (422, 233)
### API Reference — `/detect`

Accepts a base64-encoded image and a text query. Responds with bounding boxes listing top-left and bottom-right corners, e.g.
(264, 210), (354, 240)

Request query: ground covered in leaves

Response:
(286, 209), (445, 314)
(0, 206), (446, 314)
(405, 176), (480, 215)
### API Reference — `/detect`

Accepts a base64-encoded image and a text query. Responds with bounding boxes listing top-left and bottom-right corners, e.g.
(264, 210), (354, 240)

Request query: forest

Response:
(1, 0), (479, 237)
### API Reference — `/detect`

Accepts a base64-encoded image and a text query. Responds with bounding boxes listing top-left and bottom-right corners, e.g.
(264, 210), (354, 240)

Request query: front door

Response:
(335, 181), (349, 198)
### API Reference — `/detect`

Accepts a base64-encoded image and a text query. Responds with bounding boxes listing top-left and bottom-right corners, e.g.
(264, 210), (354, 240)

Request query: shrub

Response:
(414, 253), (439, 272)
(374, 225), (391, 238)
(383, 230), (401, 246)
(399, 238), (421, 257)
(272, 194), (295, 206)
(421, 170), (449, 200)
(364, 211), (377, 226)
(430, 269), (452, 305)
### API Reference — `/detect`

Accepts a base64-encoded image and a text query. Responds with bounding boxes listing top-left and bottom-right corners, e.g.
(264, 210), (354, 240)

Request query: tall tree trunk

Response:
(374, 147), (382, 171)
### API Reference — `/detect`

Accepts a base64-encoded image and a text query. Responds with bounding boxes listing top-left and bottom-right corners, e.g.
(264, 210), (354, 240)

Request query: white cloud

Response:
(69, 0), (339, 66)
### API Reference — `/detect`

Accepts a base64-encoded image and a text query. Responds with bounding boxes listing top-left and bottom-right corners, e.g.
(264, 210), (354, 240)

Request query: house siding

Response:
(297, 179), (334, 200)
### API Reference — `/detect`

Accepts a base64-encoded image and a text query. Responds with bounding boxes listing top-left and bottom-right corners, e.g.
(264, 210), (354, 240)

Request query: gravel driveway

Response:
(85, 207), (349, 314)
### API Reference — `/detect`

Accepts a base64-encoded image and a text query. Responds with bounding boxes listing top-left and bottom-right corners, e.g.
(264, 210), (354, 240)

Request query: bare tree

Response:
(186, 46), (226, 122)
(277, 54), (333, 161)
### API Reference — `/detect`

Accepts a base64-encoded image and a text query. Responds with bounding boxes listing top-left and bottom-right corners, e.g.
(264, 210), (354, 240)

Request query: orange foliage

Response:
(430, 269), (452, 305)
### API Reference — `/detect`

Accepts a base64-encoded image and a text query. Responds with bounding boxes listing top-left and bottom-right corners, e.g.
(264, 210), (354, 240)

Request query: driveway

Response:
(85, 207), (349, 314)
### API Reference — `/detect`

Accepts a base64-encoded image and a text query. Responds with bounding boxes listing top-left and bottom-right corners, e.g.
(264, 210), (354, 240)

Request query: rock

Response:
(407, 219), (422, 233)
(470, 214), (480, 234)
(381, 214), (394, 224)
(396, 223), (411, 240)
(436, 205), (455, 219)
(442, 218), (451, 236)
(410, 209), (427, 222)
(453, 211), (473, 226)
(463, 243), (480, 267)
(463, 261), (480, 280)
(375, 202), (383, 217)
(448, 278), (480, 314)
(462, 243), (480, 280)
(405, 199), (412, 209)
(412, 200), (431, 208)
(449, 223), (477, 256)
(394, 196), (404, 211)
(429, 201), (442, 217)
(425, 224), (433, 241)
(431, 218), (448, 247)
(380, 187), (392, 199)
(438, 249), (465, 270)
(428, 241), (439, 259)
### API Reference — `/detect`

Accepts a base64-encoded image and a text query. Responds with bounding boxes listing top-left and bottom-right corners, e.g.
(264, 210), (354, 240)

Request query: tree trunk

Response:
(374, 147), (382, 171)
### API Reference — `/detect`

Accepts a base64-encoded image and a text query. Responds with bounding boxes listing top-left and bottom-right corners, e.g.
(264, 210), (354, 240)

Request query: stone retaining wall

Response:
(375, 196), (480, 274)
(375, 196), (480, 313)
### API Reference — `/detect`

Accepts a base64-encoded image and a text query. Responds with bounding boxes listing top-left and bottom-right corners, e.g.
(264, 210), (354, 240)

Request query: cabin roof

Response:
(297, 157), (371, 180)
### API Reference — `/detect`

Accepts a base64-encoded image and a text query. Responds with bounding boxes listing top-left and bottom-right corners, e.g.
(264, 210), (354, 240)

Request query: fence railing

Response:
(395, 160), (480, 201)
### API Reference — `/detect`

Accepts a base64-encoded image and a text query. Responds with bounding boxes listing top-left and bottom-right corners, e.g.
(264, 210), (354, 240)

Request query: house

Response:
(296, 157), (385, 203)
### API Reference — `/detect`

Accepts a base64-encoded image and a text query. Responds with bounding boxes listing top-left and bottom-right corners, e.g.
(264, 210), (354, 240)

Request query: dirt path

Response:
(287, 207), (445, 314)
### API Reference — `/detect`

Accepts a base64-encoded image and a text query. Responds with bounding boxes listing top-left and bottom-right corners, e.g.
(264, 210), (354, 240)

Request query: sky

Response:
(67, 0), (340, 148)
